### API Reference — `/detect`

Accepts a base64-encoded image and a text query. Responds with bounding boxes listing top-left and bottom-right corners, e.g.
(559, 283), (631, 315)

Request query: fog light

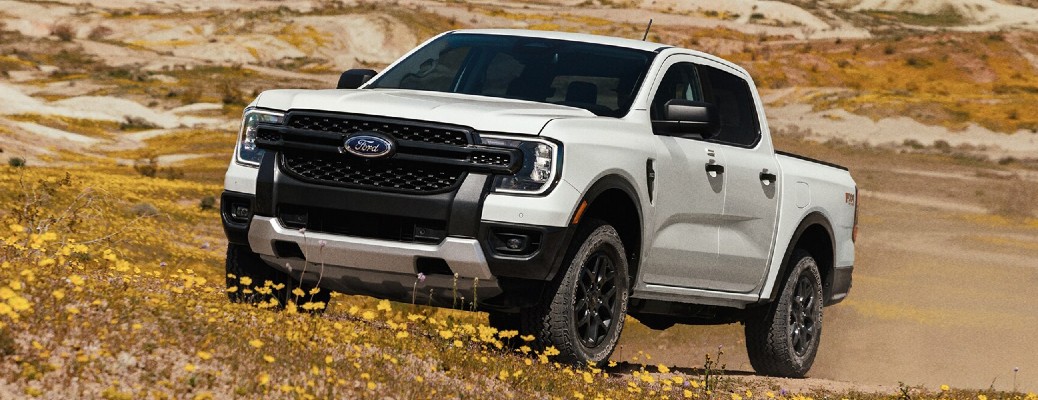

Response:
(231, 204), (250, 220)
(506, 237), (524, 251)
(492, 231), (535, 255)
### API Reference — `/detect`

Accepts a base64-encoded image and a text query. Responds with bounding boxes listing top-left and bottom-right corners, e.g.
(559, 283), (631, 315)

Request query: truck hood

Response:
(253, 89), (596, 135)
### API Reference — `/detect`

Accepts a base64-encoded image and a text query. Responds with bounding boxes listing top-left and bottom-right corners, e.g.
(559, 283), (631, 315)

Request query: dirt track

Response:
(615, 146), (1038, 393)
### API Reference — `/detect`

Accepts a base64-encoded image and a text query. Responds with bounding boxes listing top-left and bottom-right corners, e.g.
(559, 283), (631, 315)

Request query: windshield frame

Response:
(366, 32), (658, 118)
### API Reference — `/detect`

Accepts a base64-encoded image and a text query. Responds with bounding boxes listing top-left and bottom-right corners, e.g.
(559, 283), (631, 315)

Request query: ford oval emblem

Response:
(343, 132), (395, 158)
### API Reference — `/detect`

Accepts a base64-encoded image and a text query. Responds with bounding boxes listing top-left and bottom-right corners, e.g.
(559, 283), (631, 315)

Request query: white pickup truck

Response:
(221, 29), (857, 377)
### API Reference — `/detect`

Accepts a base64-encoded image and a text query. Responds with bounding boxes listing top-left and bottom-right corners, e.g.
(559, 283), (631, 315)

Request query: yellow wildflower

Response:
(249, 339), (264, 348)
(658, 364), (670, 373)
(258, 373), (270, 385)
(362, 311), (375, 320)
(52, 290), (65, 300)
(396, 331), (409, 339)
(439, 330), (454, 340)
(263, 355), (275, 363)
(184, 363), (196, 372)
(376, 299), (392, 312)
(196, 351), (212, 360)
(8, 297), (31, 312)
(239, 276), (253, 286)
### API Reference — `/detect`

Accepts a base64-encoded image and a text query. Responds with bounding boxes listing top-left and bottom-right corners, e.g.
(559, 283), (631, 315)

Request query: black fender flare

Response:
(551, 174), (644, 281)
(764, 212), (835, 303)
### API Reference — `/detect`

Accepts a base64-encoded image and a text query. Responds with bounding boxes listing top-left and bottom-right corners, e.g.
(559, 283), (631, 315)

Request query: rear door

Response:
(697, 63), (781, 293)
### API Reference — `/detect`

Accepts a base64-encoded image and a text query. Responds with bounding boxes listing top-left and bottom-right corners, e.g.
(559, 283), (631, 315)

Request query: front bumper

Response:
(248, 215), (503, 305)
(220, 161), (576, 307)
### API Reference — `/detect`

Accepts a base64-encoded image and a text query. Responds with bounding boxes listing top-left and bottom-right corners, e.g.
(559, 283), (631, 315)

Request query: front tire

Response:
(744, 249), (823, 377)
(522, 219), (629, 367)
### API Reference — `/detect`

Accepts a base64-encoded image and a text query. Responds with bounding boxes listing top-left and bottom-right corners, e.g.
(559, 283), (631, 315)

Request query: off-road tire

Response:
(744, 249), (823, 377)
(521, 219), (629, 367)
(225, 244), (331, 311)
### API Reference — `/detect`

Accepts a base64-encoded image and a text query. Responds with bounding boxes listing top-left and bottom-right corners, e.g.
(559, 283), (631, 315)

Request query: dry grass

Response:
(730, 32), (1038, 133)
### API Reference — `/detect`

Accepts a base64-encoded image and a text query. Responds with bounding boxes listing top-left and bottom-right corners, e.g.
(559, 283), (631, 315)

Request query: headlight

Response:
(235, 108), (284, 167)
(482, 136), (561, 195)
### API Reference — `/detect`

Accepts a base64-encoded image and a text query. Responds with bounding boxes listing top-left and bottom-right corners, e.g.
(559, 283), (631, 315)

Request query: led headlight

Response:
(482, 136), (561, 195)
(235, 108), (284, 167)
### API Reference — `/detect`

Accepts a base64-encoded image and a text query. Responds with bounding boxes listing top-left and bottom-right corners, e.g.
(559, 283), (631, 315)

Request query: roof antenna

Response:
(641, 19), (653, 41)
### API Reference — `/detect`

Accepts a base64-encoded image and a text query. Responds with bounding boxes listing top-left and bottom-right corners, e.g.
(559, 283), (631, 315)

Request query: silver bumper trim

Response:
(247, 216), (494, 280)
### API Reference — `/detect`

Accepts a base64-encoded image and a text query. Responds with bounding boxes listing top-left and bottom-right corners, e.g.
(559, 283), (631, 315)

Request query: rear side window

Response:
(697, 65), (761, 147)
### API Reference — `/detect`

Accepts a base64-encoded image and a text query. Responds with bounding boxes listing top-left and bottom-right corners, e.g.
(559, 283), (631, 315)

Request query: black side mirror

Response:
(653, 99), (718, 138)
(337, 69), (378, 89)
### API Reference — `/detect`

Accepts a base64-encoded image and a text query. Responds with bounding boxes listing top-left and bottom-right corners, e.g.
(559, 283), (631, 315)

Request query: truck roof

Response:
(447, 29), (748, 78)
(449, 29), (672, 53)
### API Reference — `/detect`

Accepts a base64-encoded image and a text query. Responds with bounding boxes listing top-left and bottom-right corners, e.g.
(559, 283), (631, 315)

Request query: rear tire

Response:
(225, 244), (331, 311)
(522, 219), (629, 367)
(744, 249), (823, 377)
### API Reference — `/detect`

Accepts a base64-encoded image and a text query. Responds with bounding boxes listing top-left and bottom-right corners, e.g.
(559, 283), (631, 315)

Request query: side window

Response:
(650, 62), (702, 121)
(697, 65), (761, 147)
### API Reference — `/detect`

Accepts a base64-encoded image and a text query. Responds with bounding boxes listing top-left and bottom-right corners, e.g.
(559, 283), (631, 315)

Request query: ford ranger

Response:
(221, 29), (857, 377)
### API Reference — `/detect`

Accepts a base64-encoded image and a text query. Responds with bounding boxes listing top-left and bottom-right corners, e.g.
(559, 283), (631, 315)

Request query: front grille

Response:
(278, 205), (446, 244)
(281, 152), (464, 193)
(287, 114), (470, 146)
(469, 152), (511, 167)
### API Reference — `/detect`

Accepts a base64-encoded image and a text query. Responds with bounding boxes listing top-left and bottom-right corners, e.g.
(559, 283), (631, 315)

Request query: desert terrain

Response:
(1, 0), (1037, 398)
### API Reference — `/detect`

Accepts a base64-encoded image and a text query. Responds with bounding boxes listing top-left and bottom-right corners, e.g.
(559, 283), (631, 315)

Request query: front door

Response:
(641, 58), (729, 288)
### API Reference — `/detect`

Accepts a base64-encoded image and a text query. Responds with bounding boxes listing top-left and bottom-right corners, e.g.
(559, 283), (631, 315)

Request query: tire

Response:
(744, 249), (823, 378)
(225, 244), (331, 311)
(521, 219), (630, 367)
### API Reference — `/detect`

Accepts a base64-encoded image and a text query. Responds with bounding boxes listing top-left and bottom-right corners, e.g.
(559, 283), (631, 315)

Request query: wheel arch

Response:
(569, 175), (643, 286)
(768, 212), (836, 306)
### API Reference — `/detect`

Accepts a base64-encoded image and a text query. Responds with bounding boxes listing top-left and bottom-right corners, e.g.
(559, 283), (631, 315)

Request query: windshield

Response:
(367, 33), (656, 118)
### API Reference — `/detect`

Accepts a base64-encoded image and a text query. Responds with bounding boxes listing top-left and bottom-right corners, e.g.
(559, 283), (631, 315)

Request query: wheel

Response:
(225, 244), (331, 311)
(744, 249), (823, 377)
(522, 219), (629, 367)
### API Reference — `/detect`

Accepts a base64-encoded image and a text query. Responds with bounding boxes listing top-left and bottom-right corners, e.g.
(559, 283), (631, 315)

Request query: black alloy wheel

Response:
(574, 251), (620, 348)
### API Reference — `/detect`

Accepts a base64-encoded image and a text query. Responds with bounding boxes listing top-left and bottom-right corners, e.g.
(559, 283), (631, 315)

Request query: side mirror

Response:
(337, 69), (378, 89)
(653, 99), (718, 138)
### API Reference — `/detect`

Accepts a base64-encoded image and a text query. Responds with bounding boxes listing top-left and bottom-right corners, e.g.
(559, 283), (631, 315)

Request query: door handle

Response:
(760, 170), (777, 183)
(705, 163), (725, 174)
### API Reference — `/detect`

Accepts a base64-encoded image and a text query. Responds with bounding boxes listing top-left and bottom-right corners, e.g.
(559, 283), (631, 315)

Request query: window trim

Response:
(644, 53), (765, 150)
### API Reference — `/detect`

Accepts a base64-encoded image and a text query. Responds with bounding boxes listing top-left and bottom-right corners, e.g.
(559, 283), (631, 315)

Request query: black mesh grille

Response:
(256, 129), (280, 142)
(281, 152), (464, 193)
(279, 205), (446, 244)
(287, 114), (470, 145)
